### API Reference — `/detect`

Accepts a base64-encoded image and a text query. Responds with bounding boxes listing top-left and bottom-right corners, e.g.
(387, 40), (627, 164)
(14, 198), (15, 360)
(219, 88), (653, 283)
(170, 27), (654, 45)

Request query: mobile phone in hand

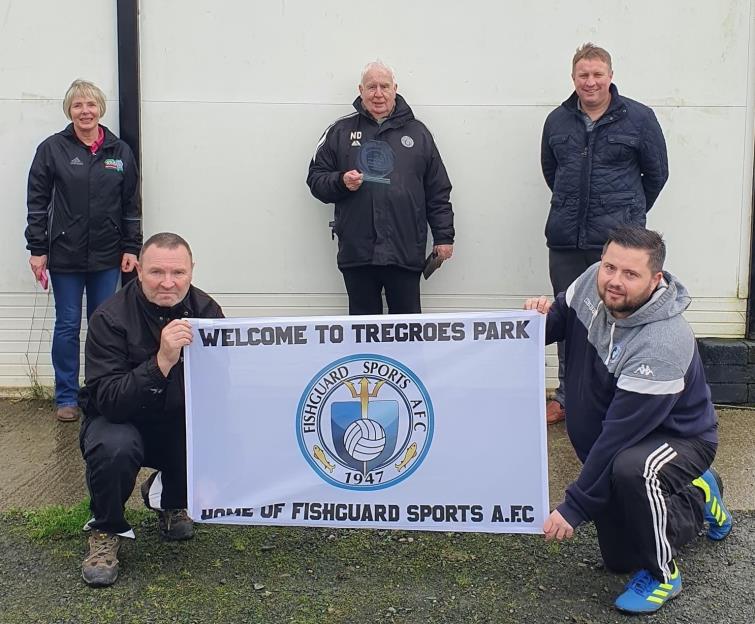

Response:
(38, 270), (48, 290)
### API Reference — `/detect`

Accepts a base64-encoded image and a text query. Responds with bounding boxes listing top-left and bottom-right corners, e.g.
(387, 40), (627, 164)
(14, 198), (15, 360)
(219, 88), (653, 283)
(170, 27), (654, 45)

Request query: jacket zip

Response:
(46, 186), (56, 266)
(577, 110), (619, 248)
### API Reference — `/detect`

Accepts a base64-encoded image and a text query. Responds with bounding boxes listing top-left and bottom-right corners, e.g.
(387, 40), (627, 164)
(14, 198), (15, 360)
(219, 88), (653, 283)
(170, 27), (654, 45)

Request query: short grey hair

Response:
(63, 79), (107, 120)
(360, 60), (397, 85)
(140, 232), (193, 261)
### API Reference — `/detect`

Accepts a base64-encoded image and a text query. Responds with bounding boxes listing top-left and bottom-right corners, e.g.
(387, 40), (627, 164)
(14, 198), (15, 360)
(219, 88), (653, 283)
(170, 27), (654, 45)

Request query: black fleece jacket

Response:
(79, 279), (224, 424)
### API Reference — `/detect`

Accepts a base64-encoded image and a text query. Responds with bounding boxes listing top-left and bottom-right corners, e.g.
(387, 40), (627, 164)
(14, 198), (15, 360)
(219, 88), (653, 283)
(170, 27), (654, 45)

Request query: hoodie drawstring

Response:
(604, 322), (616, 365)
(588, 301), (603, 331)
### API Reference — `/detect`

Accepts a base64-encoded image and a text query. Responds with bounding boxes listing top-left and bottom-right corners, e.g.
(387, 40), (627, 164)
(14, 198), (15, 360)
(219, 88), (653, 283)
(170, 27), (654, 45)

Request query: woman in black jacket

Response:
(25, 79), (142, 422)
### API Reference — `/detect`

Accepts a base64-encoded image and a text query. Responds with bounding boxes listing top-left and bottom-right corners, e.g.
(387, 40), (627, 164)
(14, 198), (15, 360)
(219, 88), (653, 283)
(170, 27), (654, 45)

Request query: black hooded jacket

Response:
(79, 279), (224, 424)
(25, 124), (142, 272)
(307, 94), (454, 271)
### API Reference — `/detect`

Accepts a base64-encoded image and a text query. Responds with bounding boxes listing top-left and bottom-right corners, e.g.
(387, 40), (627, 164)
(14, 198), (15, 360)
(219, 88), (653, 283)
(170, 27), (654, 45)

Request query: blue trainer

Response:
(614, 563), (682, 613)
(692, 467), (732, 540)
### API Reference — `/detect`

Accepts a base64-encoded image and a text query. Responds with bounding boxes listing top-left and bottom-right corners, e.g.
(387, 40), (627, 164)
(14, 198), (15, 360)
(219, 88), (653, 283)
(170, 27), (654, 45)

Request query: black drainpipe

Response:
(116, 0), (140, 283)
(116, 0), (140, 164)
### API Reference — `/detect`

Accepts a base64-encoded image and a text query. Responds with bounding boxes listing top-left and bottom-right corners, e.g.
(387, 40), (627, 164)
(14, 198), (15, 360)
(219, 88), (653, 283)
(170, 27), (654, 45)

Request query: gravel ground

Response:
(1, 399), (752, 622)
(0, 511), (752, 624)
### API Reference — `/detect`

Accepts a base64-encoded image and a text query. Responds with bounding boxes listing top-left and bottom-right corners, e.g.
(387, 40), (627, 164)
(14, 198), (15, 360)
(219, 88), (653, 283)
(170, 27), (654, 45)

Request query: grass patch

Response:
(22, 499), (91, 540)
(10, 499), (152, 541)
(23, 354), (54, 402)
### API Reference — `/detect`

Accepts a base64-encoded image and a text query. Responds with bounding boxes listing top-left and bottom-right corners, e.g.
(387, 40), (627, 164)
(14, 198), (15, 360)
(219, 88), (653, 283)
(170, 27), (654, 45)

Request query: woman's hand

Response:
(29, 255), (48, 280)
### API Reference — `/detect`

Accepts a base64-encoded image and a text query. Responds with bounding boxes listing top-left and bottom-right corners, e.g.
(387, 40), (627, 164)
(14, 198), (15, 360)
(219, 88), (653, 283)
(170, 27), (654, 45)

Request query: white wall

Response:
(1, 0), (753, 387)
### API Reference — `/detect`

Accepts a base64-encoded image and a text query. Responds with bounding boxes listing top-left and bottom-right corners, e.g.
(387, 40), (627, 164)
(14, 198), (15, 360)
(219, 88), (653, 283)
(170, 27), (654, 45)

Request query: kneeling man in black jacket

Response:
(78, 232), (224, 587)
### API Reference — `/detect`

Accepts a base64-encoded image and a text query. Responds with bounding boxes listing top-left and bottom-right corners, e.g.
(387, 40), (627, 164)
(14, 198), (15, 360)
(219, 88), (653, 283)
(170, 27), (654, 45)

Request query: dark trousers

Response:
(341, 265), (422, 315)
(593, 432), (715, 583)
(548, 249), (602, 406)
(80, 415), (187, 534)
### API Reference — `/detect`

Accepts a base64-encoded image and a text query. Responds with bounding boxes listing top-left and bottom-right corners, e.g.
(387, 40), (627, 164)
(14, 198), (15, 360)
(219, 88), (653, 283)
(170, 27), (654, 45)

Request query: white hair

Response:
(360, 60), (397, 85)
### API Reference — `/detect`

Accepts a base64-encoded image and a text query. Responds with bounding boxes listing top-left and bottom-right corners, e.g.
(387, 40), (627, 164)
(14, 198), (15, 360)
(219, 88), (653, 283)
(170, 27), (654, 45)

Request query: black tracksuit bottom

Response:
(592, 431), (715, 583)
(80, 414), (187, 534)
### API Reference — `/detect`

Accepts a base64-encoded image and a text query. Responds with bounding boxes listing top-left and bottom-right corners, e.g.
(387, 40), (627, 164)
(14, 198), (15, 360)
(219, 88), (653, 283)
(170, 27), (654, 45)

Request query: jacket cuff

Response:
(432, 239), (454, 246)
(29, 248), (48, 257)
(556, 500), (586, 530)
(337, 172), (349, 193)
(146, 356), (169, 385)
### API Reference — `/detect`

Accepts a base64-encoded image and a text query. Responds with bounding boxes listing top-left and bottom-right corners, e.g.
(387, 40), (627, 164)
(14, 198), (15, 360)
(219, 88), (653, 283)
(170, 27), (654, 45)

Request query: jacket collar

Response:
(563, 83), (624, 118)
(132, 279), (195, 320)
(352, 93), (415, 129)
(61, 123), (120, 149)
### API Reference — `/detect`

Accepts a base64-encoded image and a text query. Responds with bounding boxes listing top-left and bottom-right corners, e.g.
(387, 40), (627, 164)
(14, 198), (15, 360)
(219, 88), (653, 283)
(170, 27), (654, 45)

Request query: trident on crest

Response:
(343, 378), (385, 419)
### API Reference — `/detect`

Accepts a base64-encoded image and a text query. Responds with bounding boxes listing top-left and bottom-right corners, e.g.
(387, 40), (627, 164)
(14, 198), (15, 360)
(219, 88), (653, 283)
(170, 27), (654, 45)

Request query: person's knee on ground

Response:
(598, 552), (635, 575)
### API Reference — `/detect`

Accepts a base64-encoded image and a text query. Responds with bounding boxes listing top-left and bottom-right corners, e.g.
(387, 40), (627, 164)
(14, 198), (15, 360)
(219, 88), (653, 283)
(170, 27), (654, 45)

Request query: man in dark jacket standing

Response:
(78, 233), (223, 587)
(307, 61), (455, 315)
(525, 226), (731, 614)
(541, 43), (669, 425)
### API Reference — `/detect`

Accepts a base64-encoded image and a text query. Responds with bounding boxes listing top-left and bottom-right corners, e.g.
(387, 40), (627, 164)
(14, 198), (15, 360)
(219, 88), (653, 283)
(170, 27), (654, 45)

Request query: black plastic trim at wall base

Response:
(698, 338), (755, 404)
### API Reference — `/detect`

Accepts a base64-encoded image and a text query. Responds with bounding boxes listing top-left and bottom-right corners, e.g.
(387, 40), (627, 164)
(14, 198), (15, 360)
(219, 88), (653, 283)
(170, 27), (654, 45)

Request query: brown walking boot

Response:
(157, 509), (194, 541)
(139, 477), (194, 540)
(81, 530), (122, 587)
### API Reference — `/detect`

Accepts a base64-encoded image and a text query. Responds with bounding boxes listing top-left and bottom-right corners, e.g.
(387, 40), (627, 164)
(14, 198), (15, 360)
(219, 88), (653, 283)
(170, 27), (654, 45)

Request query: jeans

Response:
(50, 268), (120, 407)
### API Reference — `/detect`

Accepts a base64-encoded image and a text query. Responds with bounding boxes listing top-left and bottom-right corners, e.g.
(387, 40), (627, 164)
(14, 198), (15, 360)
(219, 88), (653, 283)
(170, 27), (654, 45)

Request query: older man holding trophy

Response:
(307, 61), (455, 315)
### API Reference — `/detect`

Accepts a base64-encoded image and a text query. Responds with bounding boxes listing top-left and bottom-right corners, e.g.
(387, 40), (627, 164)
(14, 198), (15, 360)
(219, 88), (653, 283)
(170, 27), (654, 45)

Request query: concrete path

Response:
(1, 398), (752, 511)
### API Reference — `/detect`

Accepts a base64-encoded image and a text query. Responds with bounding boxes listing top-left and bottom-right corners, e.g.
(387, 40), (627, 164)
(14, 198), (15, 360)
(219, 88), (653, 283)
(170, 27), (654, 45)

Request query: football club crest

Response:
(297, 354), (433, 490)
(104, 158), (124, 172)
(609, 344), (622, 362)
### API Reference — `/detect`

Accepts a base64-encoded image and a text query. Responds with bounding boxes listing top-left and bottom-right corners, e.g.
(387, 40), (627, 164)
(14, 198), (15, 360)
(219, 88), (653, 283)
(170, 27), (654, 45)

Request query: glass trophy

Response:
(357, 140), (395, 185)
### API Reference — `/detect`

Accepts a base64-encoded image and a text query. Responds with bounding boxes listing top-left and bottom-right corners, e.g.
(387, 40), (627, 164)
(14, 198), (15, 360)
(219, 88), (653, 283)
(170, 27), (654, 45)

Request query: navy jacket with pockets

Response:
(541, 84), (668, 250)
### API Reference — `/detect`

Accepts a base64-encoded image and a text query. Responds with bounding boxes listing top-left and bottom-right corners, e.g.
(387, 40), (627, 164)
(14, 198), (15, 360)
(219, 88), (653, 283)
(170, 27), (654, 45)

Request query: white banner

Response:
(184, 311), (548, 533)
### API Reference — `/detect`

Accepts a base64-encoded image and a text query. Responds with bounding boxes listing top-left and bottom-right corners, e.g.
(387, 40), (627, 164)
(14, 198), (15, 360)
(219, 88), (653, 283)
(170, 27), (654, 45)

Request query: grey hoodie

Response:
(546, 262), (717, 527)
